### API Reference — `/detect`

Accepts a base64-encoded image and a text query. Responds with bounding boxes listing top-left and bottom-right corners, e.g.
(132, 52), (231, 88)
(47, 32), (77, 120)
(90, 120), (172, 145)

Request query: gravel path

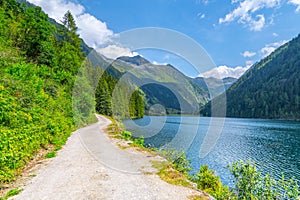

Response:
(11, 116), (204, 200)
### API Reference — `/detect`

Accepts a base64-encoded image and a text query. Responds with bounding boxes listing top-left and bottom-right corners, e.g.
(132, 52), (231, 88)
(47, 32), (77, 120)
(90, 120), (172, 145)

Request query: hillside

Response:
(88, 54), (210, 115)
(201, 34), (300, 120)
(0, 0), (144, 187)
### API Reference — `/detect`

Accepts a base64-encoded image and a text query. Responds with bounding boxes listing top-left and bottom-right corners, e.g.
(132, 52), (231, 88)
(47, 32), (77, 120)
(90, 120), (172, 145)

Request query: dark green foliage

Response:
(95, 70), (145, 119)
(95, 72), (114, 116)
(202, 34), (300, 119)
(129, 90), (145, 119)
(141, 83), (181, 114)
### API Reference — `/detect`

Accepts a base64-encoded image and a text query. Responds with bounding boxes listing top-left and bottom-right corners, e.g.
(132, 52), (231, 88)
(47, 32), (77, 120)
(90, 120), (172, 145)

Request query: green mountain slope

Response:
(108, 56), (209, 114)
(201, 34), (300, 120)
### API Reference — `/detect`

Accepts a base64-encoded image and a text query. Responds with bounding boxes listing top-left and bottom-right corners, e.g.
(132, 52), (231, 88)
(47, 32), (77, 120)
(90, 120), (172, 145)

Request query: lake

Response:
(123, 116), (300, 186)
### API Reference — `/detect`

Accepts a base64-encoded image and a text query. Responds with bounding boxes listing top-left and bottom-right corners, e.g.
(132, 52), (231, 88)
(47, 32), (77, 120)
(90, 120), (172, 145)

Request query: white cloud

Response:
(260, 40), (288, 57)
(152, 61), (168, 65)
(219, 0), (280, 31)
(289, 0), (300, 11)
(97, 45), (138, 60)
(27, 0), (84, 23)
(27, 0), (136, 59)
(242, 50), (256, 57)
(272, 32), (279, 37)
(76, 13), (113, 48)
(249, 14), (265, 31)
(199, 65), (251, 79)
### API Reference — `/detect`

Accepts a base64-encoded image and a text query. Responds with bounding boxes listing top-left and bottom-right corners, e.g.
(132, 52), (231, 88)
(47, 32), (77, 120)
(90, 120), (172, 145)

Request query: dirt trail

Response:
(11, 116), (205, 200)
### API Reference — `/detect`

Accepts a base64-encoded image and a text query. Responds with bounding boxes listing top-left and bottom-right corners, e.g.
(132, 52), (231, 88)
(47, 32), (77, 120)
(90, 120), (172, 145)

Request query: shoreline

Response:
(7, 115), (210, 200)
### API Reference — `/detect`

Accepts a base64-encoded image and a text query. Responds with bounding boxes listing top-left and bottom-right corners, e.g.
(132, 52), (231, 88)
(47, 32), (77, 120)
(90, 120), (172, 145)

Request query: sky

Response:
(27, 0), (300, 78)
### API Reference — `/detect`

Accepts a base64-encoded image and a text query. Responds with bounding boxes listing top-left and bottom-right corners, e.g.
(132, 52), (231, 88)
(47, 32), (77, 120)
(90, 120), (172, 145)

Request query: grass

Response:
(45, 151), (56, 158)
(0, 188), (22, 200)
(150, 160), (192, 187)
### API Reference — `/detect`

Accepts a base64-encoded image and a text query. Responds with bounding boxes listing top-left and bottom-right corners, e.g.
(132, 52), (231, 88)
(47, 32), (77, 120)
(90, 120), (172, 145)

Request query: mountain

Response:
(86, 53), (209, 115)
(109, 56), (209, 114)
(117, 55), (151, 66)
(192, 77), (237, 98)
(201, 34), (300, 120)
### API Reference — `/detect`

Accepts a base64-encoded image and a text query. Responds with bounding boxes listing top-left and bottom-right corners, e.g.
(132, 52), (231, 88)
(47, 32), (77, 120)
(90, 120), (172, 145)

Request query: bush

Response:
(132, 136), (144, 147)
(229, 160), (300, 200)
(158, 149), (191, 175)
(194, 165), (232, 199)
(121, 130), (132, 140)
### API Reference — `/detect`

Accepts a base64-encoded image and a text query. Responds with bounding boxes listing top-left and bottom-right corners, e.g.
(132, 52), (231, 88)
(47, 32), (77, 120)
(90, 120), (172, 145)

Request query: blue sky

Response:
(28, 0), (300, 78)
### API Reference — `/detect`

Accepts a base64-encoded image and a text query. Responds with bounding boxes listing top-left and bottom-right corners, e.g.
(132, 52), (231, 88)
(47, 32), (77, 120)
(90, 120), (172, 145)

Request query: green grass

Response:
(150, 160), (192, 188)
(1, 188), (22, 200)
(45, 151), (56, 158)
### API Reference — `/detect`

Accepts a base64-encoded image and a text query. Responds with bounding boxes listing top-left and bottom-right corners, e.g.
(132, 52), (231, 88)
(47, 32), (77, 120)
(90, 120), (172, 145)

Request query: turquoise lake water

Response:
(123, 116), (300, 186)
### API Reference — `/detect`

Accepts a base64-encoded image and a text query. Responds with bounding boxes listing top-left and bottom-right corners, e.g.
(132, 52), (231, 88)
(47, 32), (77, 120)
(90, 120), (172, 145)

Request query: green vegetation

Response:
(0, 188), (22, 200)
(158, 149), (192, 175)
(151, 160), (192, 187)
(229, 160), (300, 200)
(0, 0), (144, 190)
(95, 71), (144, 119)
(45, 151), (56, 159)
(107, 121), (146, 148)
(99, 56), (208, 115)
(153, 149), (299, 199)
(0, 0), (85, 185)
(194, 165), (231, 199)
(201, 34), (300, 119)
(106, 120), (299, 199)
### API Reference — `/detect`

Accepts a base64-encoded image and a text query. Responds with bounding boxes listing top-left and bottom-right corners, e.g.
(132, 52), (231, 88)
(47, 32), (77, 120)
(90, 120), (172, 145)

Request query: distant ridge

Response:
(117, 55), (151, 66)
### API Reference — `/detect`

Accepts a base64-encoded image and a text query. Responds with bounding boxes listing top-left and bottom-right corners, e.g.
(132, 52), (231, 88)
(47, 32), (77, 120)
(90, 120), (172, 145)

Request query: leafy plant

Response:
(229, 160), (300, 200)
(121, 130), (132, 140)
(132, 136), (145, 147)
(194, 165), (232, 199)
(158, 149), (191, 175)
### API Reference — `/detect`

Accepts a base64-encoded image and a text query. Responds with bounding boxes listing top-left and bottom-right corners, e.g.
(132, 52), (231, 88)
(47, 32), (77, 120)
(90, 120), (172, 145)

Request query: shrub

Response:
(229, 160), (300, 200)
(195, 165), (232, 199)
(158, 149), (191, 175)
(121, 130), (132, 140)
(132, 136), (144, 147)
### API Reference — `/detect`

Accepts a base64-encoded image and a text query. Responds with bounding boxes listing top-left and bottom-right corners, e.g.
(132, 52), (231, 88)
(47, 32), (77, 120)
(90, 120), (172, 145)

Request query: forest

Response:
(0, 0), (144, 185)
(201, 34), (300, 120)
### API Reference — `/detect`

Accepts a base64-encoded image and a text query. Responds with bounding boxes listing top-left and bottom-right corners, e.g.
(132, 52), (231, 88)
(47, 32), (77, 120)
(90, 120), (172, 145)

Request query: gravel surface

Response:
(11, 116), (204, 200)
